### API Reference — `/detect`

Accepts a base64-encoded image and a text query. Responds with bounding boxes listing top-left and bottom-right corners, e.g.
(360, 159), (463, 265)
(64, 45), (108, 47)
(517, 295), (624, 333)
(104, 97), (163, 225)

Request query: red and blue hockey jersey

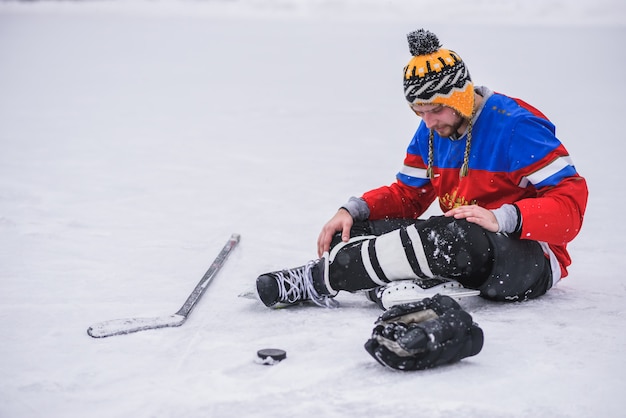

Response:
(362, 88), (588, 279)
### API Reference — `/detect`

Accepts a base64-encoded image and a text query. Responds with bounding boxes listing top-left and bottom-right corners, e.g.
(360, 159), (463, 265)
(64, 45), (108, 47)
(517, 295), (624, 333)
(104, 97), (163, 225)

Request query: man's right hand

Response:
(317, 208), (354, 257)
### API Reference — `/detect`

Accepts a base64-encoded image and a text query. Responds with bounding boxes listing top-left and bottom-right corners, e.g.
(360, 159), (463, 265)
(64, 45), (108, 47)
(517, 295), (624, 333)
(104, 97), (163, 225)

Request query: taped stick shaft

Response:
(176, 233), (240, 318)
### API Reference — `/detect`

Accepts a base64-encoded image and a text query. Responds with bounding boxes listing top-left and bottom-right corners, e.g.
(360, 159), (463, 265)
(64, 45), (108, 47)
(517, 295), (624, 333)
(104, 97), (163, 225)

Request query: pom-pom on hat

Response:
(404, 29), (474, 118)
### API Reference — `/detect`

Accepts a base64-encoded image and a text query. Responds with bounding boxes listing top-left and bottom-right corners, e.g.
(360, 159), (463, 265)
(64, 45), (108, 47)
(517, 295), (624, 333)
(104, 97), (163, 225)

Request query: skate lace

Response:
(275, 261), (337, 308)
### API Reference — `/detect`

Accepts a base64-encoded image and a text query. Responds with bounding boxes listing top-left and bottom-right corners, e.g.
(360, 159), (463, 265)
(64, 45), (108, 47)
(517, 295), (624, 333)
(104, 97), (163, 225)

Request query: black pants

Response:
(328, 216), (552, 302)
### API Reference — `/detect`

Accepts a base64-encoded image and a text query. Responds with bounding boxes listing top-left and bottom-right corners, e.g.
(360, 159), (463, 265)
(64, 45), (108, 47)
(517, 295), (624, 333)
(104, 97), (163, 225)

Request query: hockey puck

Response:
(256, 348), (287, 365)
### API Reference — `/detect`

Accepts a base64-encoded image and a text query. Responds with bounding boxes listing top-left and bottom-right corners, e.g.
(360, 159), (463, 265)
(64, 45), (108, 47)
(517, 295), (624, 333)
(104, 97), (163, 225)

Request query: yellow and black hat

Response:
(403, 29), (474, 118)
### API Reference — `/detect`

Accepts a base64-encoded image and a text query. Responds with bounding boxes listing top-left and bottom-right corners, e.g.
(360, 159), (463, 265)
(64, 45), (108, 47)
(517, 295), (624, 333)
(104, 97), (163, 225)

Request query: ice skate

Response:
(366, 278), (481, 310)
(256, 253), (338, 308)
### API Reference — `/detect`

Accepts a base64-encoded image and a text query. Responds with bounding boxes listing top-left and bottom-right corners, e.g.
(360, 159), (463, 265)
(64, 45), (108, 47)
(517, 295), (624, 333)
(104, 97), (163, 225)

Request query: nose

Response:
(421, 112), (437, 129)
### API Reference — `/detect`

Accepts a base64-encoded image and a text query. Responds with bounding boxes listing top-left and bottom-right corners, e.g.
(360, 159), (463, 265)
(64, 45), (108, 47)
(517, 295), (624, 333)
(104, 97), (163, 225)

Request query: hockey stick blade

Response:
(87, 314), (186, 338)
(87, 233), (240, 338)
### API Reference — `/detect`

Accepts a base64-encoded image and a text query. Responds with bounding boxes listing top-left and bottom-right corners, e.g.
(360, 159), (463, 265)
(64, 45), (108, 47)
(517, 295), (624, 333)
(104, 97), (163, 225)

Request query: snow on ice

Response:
(0, 1), (625, 417)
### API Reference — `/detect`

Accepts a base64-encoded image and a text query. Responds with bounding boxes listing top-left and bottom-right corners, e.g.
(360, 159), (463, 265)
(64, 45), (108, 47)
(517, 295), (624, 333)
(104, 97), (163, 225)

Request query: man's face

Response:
(410, 104), (464, 138)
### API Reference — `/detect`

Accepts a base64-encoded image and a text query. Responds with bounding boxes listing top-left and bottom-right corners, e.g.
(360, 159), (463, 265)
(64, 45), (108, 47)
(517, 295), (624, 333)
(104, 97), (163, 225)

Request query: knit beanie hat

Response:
(403, 29), (474, 118)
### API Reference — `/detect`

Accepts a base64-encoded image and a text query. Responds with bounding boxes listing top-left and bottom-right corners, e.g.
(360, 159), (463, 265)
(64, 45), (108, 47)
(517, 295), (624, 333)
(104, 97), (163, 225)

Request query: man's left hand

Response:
(444, 204), (499, 232)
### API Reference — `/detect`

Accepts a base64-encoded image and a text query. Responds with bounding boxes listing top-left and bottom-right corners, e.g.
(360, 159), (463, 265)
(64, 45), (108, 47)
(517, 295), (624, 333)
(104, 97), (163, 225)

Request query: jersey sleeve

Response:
(362, 146), (437, 220)
(507, 117), (588, 246)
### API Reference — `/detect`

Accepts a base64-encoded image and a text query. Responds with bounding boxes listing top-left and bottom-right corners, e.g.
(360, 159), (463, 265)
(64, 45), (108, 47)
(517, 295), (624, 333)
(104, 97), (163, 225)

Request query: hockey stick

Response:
(87, 233), (241, 338)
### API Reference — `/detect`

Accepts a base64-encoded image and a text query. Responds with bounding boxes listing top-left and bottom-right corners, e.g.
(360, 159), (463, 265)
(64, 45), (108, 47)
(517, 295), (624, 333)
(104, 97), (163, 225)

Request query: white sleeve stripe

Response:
(399, 165), (429, 179)
(518, 156), (574, 188)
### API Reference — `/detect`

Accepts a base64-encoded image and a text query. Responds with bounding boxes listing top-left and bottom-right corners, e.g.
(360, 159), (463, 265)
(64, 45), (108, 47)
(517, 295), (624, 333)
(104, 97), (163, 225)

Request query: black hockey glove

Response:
(364, 294), (484, 371)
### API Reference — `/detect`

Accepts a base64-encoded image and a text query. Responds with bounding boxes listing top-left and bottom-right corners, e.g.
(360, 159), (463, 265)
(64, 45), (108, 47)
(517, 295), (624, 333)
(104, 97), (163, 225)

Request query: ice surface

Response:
(0, 1), (625, 417)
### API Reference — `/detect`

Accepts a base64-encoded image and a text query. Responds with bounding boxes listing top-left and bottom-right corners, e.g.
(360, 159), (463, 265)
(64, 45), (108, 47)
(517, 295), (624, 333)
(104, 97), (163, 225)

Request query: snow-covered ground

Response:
(1, 1), (625, 417)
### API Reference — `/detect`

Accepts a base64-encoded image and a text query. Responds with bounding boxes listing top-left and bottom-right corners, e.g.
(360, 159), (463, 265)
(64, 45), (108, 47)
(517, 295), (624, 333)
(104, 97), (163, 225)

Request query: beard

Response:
(434, 116), (466, 139)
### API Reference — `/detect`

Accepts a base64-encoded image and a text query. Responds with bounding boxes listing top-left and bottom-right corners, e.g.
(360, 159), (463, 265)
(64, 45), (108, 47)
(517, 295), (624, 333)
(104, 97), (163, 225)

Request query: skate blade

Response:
(380, 280), (480, 309)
